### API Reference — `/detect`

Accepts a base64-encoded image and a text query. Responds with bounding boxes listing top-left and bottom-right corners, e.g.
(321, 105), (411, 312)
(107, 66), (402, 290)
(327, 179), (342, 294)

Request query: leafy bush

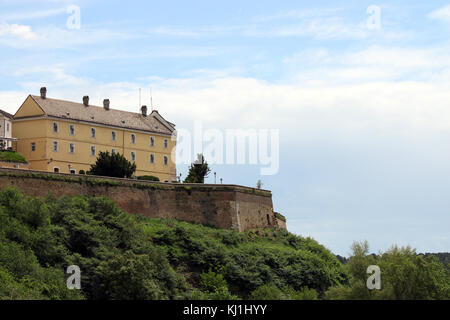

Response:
(250, 284), (287, 300)
(88, 151), (136, 178)
(0, 151), (27, 163)
(137, 175), (160, 182)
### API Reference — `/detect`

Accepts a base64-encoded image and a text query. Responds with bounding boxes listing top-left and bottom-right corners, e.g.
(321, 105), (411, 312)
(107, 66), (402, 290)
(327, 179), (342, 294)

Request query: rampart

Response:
(0, 168), (286, 232)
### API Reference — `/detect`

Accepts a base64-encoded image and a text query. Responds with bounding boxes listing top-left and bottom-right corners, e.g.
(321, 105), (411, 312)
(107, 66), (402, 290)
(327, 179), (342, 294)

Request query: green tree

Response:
(88, 151), (136, 178)
(184, 154), (211, 183)
(325, 241), (450, 300)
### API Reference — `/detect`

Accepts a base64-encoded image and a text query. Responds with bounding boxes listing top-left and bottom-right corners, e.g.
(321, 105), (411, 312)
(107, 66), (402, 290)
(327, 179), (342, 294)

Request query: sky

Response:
(1, 0), (450, 256)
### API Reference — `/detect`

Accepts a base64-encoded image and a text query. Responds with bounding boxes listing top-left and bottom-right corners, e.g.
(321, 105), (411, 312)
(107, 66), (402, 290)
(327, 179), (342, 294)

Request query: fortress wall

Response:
(0, 168), (284, 231)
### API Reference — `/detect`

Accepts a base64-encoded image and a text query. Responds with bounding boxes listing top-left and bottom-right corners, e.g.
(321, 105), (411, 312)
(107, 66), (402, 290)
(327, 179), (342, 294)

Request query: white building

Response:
(0, 110), (16, 149)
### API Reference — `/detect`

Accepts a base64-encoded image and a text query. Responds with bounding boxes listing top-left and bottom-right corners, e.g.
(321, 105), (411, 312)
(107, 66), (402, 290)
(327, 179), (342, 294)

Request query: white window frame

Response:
(111, 131), (116, 141)
(131, 151), (136, 162)
(90, 145), (96, 156)
(69, 124), (75, 136)
(91, 127), (96, 138)
(53, 166), (60, 173)
(131, 133), (136, 144)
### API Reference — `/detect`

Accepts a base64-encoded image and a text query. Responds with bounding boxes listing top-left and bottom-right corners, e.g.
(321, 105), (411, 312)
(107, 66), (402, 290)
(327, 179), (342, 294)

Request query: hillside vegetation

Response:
(0, 187), (348, 300)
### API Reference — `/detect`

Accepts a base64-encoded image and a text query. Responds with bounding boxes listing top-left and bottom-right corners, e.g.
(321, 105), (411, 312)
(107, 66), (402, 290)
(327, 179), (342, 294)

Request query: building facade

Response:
(13, 88), (177, 182)
(0, 110), (16, 149)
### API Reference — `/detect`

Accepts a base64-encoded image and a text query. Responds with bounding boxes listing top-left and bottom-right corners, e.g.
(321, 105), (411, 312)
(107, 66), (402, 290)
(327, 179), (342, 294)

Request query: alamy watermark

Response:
(172, 121), (279, 176)
(66, 5), (81, 30)
(366, 5), (381, 30)
(66, 265), (81, 290)
(366, 265), (381, 290)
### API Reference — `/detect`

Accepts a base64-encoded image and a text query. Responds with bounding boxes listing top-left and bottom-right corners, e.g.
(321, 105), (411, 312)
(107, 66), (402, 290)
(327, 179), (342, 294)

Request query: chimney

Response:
(40, 87), (47, 99)
(141, 105), (147, 117)
(103, 99), (110, 110)
(83, 96), (89, 106)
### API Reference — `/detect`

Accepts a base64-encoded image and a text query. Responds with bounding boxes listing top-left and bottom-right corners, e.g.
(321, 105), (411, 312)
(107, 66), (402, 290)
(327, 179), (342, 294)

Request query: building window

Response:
(150, 154), (154, 164)
(70, 169), (76, 174)
(131, 134), (136, 144)
(91, 128), (96, 138)
(111, 131), (116, 141)
(53, 122), (58, 133)
(111, 149), (116, 154)
(31, 142), (36, 151)
(131, 151), (136, 162)
(53, 141), (58, 152)
(164, 139), (168, 149)
(164, 155), (168, 166)
(90, 146), (96, 156)
(69, 124), (75, 136)
(150, 136), (155, 147)
(6, 123), (9, 132)
(53, 167), (60, 173)
(69, 143), (75, 154)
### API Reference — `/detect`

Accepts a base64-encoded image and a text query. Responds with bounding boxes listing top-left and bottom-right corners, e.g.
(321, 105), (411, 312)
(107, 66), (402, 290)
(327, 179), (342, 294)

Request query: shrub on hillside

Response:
(137, 175), (160, 182)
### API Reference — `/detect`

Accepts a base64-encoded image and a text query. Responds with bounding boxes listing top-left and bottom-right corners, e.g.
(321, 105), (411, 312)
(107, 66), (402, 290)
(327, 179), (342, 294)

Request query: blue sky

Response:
(1, 0), (450, 255)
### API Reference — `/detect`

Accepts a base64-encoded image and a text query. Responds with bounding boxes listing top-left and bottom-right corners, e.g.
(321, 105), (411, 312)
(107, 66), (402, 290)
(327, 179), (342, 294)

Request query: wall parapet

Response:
(0, 167), (271, 196)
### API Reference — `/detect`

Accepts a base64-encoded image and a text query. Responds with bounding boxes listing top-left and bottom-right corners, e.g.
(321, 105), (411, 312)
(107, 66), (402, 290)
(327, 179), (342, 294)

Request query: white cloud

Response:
(0, 25), (137, 49)
(0, 23), (38, 40)
(428, 5), (450, 23)
(0, 8), (66, 21)
(6, 45), (450, 137)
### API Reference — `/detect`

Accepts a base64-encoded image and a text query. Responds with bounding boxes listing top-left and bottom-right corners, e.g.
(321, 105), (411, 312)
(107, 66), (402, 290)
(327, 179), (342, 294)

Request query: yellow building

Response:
(13, 87), (177, 182)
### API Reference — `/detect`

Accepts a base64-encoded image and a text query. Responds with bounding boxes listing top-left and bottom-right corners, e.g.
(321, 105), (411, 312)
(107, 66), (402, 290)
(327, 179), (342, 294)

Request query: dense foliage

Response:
(0, 187), (347, 300)
(88, 151), (136, 178)
(325, 241), (450, 300)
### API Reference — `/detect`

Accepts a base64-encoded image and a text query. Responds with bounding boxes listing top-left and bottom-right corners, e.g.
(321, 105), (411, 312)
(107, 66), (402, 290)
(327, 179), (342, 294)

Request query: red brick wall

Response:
(0, 169), (284, 231)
